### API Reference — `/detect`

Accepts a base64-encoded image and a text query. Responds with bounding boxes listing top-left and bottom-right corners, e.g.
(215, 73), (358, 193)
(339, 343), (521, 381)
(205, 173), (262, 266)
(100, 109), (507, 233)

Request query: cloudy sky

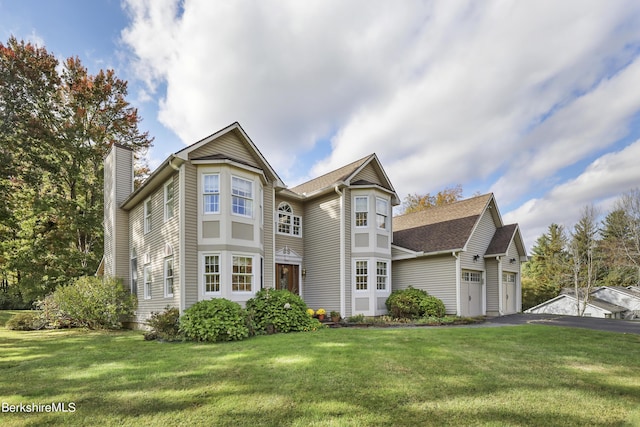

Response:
(2, 0), (640, 252)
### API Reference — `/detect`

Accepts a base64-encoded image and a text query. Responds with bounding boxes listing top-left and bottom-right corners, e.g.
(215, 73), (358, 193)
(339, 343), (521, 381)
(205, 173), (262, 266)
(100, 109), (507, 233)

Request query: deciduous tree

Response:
(0, 37), (153, 306)
(402, 184), (464, 214)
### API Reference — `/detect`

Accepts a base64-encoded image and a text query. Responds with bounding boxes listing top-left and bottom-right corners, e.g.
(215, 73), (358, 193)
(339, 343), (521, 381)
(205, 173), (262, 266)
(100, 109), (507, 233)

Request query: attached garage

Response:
(461, 270), (484, 317)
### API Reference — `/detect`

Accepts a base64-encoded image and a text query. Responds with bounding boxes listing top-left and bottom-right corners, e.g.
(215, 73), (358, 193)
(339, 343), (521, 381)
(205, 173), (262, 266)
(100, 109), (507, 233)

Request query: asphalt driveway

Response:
(485, 313), (640, 335)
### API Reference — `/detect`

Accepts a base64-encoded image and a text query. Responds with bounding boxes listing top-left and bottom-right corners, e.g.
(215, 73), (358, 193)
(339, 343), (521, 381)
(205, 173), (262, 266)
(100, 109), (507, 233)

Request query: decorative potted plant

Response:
(330, 311), (340, 323)
(306, 308), (315, 317)
(316, 308), (326, 321)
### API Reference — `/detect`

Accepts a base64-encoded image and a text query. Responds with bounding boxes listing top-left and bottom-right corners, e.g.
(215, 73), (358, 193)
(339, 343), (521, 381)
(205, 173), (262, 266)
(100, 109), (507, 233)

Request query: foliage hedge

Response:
(37, 276), (136, 329)
(386, 286), (445, 319)
(5, 311), (46, 330)
(246, 289), (322, 335)
(180, 299), (249, 342)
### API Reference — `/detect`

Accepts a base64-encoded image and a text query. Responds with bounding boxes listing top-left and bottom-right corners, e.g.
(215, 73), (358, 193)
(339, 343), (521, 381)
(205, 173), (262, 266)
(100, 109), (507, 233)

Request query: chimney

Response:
(103, 144), (133, 286)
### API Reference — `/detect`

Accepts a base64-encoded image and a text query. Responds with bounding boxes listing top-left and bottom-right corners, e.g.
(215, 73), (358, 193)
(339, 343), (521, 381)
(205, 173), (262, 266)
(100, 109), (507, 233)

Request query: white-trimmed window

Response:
(144, 198), (152, 233)
(143, 264), (152, 299)
(232, 256), (253, 292)
(164, 179), (174, 221)
(130, 249), (138, 296)
(355, 196), (368, 227)
(203, 174), (220, 214)
(164, 257), (174, 297)
(463, 271), (482, 283)
(355, 260), (368, 291)
(204, 254), (221, 294)
(376, 261), (388, 291)
(277, 202), (302, 236)
(232, 176), (253, 217)
(503, 272), (516, 283)
(376, 197), (388, 230)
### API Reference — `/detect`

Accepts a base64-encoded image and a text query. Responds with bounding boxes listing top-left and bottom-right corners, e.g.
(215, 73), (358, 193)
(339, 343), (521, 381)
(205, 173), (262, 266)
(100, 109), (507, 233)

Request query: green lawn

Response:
(1, 311), (639, 426)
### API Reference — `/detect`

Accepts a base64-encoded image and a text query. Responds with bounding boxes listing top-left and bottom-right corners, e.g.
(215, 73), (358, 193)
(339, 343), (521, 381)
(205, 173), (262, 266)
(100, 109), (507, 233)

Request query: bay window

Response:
(232, 176), (253, 217)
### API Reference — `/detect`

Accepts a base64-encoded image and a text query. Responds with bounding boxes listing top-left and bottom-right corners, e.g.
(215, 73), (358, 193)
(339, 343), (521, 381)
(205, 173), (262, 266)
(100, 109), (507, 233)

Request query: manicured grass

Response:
(1, 312), (639, 426)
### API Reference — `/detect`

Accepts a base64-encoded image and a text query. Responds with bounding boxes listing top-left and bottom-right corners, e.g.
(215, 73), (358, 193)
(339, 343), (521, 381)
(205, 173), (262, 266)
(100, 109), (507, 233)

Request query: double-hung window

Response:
(376, 261), (388, 290)
(204, 254), (220, 293)
(164, 257), (174, 297)
(232, 256), (253, 292)
(376, 197), (388, 230)
(355, 196), (368, 227)
(203, 174), (220, 214)
(232, 176), (253, 217)
(144, 198), (152, 233)
(164, 180), (174, 221)
(130, 250), (138, 296)
(143, 264), (152, 299)
(355, 260), (368, 290)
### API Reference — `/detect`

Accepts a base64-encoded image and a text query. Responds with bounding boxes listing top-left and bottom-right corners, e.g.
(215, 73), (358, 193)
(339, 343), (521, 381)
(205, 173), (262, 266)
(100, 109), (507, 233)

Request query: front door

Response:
(276, 264), (299, 295)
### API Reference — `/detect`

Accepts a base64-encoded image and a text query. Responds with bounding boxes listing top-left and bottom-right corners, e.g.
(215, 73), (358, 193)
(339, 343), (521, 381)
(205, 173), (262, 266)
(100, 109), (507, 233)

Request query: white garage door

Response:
(461, 270), (483, 317)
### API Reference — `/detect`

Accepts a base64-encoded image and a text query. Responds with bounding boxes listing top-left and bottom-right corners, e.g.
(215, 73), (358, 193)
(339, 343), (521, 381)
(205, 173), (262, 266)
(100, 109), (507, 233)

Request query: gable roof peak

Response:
(289, 153), (378, 196)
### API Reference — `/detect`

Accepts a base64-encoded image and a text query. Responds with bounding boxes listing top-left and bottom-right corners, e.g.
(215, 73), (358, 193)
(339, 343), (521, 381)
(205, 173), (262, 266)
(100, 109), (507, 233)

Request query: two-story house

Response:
(103, 122), (526, 327)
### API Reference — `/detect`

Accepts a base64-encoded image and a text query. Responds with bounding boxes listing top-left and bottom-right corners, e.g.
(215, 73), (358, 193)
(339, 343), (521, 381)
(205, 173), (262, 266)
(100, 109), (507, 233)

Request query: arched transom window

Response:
(277, 202), (301, 236)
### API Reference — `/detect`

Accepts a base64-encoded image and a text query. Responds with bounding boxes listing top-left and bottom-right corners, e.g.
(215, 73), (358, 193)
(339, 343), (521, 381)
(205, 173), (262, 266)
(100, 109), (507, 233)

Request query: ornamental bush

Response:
(146, 306), (182, 341)
(5, 311), (46, 330)
(246, 289), (321, 335)
(386, 286), (445, 319)
(180, 299), (249, 342)
(420, 295), (446, 317)
(39, 276), (136, 329)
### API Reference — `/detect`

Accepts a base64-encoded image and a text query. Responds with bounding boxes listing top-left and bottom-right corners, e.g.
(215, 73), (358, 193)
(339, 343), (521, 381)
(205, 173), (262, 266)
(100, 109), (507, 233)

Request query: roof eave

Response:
(121, 155), (185, 210)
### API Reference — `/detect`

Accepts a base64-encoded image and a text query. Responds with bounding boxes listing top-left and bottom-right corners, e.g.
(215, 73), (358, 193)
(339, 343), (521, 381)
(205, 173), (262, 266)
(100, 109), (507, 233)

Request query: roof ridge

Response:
(394, 192), (493, 220)
(289, 153), (374, 194)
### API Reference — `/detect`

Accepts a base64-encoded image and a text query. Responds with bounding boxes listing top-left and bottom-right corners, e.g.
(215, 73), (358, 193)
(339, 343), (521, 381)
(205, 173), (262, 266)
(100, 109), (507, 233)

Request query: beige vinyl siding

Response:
(103, 146), (132, 285)
(183, 162), (199, 309)
(392, 255), (458, 315)
(103, 151), (115, 278)
(263, 182), (275, 288)
(130, 172), (181, 322)
(303, 193), (341, 313)
(504, 240), (521, 273)
(485, 258), (499, 315)
(188, 131), (258, 166)
(274, 196), (303, 256)
(344, 188), (352, 317)
(352, 163), (384, 186)
(461, 209), (497, 270)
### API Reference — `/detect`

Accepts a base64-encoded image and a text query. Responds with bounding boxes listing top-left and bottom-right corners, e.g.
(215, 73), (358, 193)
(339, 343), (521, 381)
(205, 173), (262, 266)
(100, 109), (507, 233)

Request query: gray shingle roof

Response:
(392, 194), (493, 253)
(393, 215), (479, 253)
(485, 224), (518, 256)
(289, 155), (373, 195)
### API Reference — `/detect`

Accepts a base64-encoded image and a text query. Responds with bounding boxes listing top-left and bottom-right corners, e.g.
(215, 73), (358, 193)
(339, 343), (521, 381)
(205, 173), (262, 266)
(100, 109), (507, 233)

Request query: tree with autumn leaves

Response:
(0, 37), (152, 307)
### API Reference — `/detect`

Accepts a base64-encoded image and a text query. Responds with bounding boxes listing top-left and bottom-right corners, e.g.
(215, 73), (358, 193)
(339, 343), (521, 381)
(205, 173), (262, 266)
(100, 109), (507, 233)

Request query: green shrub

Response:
(180, 299), (249, 342)
(36, 294), (78, 328)
(386, 286), (446, 319)
(39, 276), (136, 329)
(246, 289), (321, 335)
(420, 295), (446, 317)
(347, 314), (366, 323)
(146, 306), (182, 341)
(5, 311), (46, 330)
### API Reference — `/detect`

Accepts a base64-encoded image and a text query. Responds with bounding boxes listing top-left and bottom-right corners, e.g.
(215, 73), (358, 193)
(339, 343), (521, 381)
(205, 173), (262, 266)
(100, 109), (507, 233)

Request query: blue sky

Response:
(2, 0), (640, 252)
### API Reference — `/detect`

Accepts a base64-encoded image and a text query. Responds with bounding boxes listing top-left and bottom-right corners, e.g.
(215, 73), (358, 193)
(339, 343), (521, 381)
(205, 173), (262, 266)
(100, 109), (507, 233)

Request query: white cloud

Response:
(503, 139), (640, 250)
(121, 0), (640, 248)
